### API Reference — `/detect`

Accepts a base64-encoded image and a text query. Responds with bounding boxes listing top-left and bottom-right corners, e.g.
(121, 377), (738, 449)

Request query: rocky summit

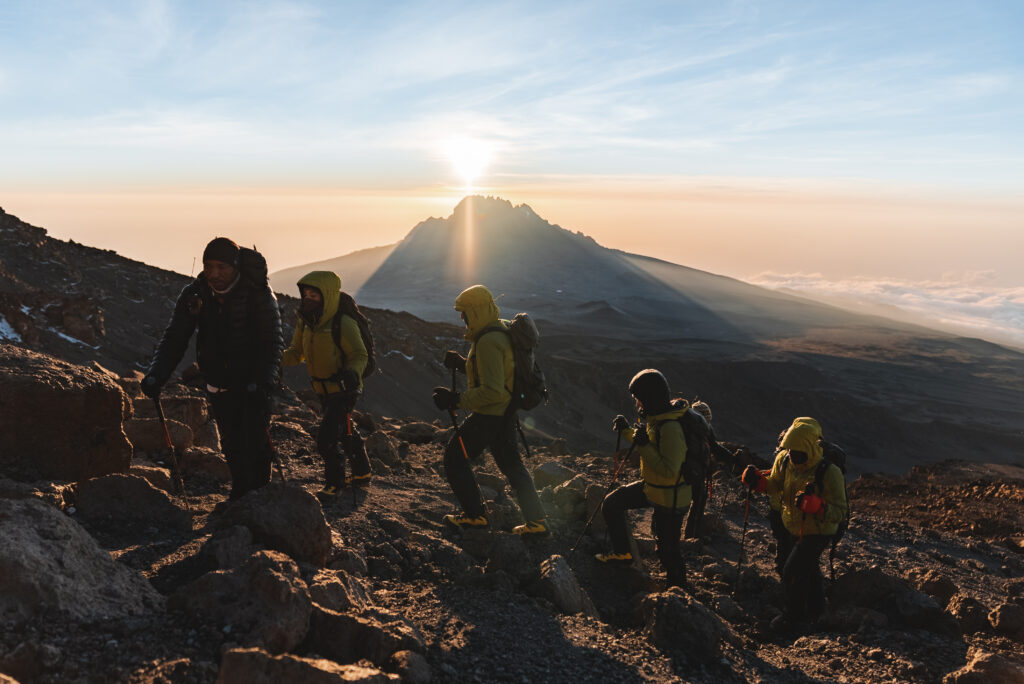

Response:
(1, 205), (1023, 682)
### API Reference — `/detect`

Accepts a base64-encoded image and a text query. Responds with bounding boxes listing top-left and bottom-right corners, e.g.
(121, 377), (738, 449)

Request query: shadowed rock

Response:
(219, 482), (332, 566)
(533, 554), (597, 617)
(942, 651), (1024, 684)
(73, 474), (192, 531)
(642, 588), (734, 659)
(0, 346), (131, 481)
(217, 648), (399, 683)
(0, 498), (163, 625)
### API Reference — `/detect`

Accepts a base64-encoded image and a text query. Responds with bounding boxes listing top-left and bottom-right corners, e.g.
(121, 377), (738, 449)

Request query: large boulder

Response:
(219, 483), (332, 566)
(365, 431), (400, 468)
(485, 533), (537, 584)
(0, 346), (131, 481)
(73, 474), (192, 531)
(132, 393), (209, 432)
(305, 606), (426, 666)
(532, 555), (596, 616)
(218, 648), (399, 683)
(171, 550), (312, 653)
(831, 566), (959, 636)
(0, 498), (163, 625)
(947, 593), (990, 634)
(989, 602), (1024, 639)
(124, 417), (194, 454)
(642, 588), (734, 660)
(943, 651), (1024, 684)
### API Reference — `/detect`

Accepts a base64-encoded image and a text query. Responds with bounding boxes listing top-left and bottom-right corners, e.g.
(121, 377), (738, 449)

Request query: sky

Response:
(1, 1), (1023, 343)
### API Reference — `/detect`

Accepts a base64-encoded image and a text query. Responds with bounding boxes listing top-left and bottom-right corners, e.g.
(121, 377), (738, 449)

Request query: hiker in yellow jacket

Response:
(432, 285), (547, 535)
(282, 271), (371, 496)
(596, 369), (690, 589)
(742, 417), (848, 627)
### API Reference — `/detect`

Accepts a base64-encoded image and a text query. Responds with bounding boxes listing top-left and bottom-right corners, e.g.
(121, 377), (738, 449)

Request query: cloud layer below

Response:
(749, 271), (1024, 350)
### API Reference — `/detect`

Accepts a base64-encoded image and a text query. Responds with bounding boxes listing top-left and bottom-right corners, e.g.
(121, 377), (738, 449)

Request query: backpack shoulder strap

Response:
(331, 312), (348, 363)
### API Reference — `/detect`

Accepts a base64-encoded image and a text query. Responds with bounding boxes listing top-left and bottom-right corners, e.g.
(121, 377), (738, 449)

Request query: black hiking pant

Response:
(769, 508), (793, 578)
(444, 412), (544, 522)
(317, 392), (370, 486)
(683, 477), (707, 540)
(208, 388), (272, 499)
(603, 480), (687, 588)
(782, 534), (831, 621)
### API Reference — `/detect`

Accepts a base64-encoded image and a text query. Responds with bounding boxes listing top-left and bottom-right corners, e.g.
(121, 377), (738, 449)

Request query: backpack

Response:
(655, 406), (712, 511)
(782, 441), (850, 578)
(329, 292), (377, 380)
(238, 246), (269, 285)
(478, 313), (548, 412)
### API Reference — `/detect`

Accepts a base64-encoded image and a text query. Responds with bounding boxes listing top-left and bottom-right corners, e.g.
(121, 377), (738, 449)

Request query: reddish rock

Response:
(73, 474), (192, 531)
(0, 346), (131, 481)
(217, 647), (399, 683)
(124, 416), (194, 453)
(943, 651), (1024, 683)
(305, 605), (425, 666)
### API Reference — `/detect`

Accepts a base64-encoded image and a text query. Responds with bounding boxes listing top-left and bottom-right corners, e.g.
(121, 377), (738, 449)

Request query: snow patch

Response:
(50, 328), (98, 349)
(0, 316), (21, 342)
(385, 350), (414, 361)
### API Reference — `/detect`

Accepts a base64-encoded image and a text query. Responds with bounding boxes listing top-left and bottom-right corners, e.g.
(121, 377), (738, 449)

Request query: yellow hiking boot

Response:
(595, 551), (633, 565)
(317, 484), (344, 496)
(443, 513), (489, 528)
(345, 473), (372, 486)
(512, 519), (548, 536)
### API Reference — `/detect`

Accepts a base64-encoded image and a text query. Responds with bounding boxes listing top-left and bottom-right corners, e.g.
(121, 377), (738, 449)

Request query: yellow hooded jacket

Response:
(619, 402), (691, 509)
(455, 285), (513, 416)
(281, 271), (367, 395)
(764, 417), (847, 536)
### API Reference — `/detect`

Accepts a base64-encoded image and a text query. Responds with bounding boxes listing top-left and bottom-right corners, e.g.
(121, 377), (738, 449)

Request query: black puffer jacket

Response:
(149, 253), (282, 389)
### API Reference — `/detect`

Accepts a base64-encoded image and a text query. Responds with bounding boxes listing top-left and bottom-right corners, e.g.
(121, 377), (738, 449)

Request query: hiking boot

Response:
(317, 484), (344, 498)
(595, 551), (633, 565)
(444, 513), (489, 528)
(512, 519), (548, 536)
(345, 473), (372, 486)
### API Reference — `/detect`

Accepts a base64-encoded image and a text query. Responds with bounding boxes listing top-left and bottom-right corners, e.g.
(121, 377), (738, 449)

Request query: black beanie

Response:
(628, 369), (672, 415)
(202, 237), (240, 267)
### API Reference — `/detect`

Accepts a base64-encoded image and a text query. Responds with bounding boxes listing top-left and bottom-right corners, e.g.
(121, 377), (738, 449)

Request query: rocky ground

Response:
(2, 363), (1023, 684)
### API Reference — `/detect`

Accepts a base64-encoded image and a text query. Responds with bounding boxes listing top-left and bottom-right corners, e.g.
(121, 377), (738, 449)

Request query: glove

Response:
(612, 414), (630, 432)
(443, 350), (467, 374)
(741, 465), (767, 492)
(141, 375), (162, 400)
(796, 492), (825, 515)
(632, 426), (650, 447)
(432, 386), (459, 411)
(337, 369), (361, 392)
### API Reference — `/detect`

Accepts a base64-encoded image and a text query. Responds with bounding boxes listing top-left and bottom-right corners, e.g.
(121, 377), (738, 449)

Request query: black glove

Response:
(337, 369), (361, 392)
(443, 350), (467, 374)
(632, 425), (650, 447)
(432, 386), (459, 411)
(141, 375), (162, 400)
(612, 414), (630, 432)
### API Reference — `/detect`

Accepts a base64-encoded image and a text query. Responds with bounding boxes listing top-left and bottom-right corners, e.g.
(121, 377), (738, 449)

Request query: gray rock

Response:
(201, 526), (256, 569)
(306, 605), (425, 666)
(485, 533), (536, 584)
(171, 550), (312, 654)
(181, 446), (231, 480)
(549, 438), (568, 455)
(947, 593), (989, 634)
(395, 422), (437, 445)
(642, 588), (734, 659)
(330, 547), (369, 576)
(893, 589), (960, 637)
(219, 482), (332, 566)
(217, 647), (399, 683)
(73, 474), (192, 531)
(989, 602), (1024, 638)
(532, 461), (575, 490)
(388, 650), (431, 684)
(366, 431), (400, 467)
(0, 498), (163, 625)
(194, 420), (222, 450)
(533, 554), (597, 616)
(308, 568), (372, 613)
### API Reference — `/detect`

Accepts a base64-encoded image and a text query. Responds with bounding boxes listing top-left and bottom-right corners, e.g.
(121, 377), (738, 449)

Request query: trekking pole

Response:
(449, 368), (469, 460)
(515, 417), (532, 459)
(153, 397), (185, 495)
(733, 489), (752, 596)
(346, 409), (357, 506)
(265, 425), (288, 482)
(570, 435), (634, 554)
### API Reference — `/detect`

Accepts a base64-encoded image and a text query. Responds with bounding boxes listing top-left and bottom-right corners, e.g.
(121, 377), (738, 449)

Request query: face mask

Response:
(300, 298), (323, 322)
(789, 449), (809, 465)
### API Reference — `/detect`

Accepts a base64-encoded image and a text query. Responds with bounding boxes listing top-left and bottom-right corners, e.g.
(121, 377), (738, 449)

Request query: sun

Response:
(444, 137), (491, 190)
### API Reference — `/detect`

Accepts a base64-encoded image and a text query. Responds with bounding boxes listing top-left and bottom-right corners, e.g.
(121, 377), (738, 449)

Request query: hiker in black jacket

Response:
(143, 237), (282, 502)
(685, 400), (739, 538)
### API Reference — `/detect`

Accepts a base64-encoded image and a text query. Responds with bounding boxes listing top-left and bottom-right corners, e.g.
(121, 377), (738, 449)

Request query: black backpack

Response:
(479, 313), (548, 412)
(329, 292), (377, 380)
(782, 441), (850, 578)
(238, 246), (269, 285)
